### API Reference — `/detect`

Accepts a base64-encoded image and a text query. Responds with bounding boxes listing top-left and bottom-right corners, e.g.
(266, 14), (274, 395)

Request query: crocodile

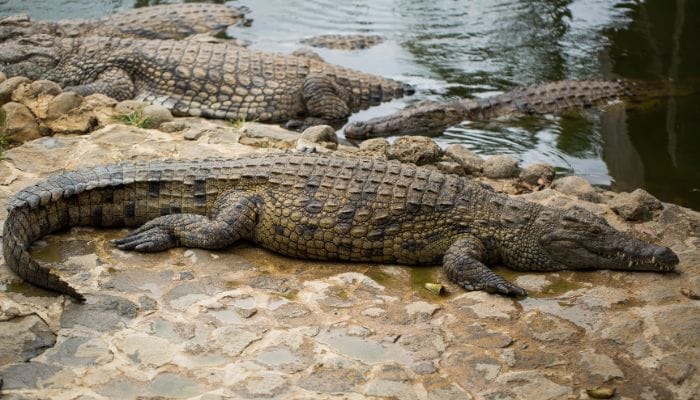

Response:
(344, 79), (664, 139)
(0, 33), (413, 128)
(2, 153), (678, 302)
(0, 3), (245, 41)
(300, 34), (384, 50)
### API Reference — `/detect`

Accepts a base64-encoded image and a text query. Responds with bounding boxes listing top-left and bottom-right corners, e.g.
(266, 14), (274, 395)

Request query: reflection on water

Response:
(0, 0), (698, 209)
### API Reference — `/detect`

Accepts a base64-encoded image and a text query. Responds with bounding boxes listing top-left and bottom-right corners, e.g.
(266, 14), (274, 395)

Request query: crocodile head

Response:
(344, 101), (465, 139)
(535, 207), (678, 272)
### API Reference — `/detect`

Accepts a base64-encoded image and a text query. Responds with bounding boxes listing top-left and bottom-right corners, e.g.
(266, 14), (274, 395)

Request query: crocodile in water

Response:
(2, 153), (678, 301)
(300, 34), (384, 50)
(344, 79), (670, 139)
(0, 33), (413, 128)
(0, 3), (245, 41)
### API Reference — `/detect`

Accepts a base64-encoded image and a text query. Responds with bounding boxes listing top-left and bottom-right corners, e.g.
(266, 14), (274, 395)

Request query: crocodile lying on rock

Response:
(0, 3), (245, 41)
(344, 79), (667, 139)
(2, 153), (678, 301)
(0, 33), (413, 129)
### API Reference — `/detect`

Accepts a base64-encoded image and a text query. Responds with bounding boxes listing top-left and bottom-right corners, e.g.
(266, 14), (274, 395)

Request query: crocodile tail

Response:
(3, 207), (85, 301)
(459, 80), (628, 120)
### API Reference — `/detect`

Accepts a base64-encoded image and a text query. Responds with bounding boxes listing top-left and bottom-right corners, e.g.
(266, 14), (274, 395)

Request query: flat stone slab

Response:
(0, 123), (698, 399)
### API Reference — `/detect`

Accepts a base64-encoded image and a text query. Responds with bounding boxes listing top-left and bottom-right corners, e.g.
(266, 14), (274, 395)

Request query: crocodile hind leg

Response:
(112, 190), (259, 252)
(443, 235), (527, 297)
(285, 74), (351, 130)
(64, 68), (135, 101)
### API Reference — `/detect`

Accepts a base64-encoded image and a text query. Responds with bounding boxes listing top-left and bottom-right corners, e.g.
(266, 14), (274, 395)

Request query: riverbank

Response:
(0, 86), (698, 398)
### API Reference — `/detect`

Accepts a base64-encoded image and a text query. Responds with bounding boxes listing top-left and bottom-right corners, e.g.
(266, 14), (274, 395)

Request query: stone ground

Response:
(0, 122), (698, 400)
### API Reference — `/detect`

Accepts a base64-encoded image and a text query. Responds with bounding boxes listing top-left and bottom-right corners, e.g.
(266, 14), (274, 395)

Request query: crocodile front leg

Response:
(112, 190), (259, 252)
(286, 74), (352, 130)
(64, 68), (135, 101)
(444, 235), (527, 297)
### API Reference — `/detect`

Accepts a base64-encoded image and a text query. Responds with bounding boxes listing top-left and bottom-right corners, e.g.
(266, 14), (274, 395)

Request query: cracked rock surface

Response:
(0, 122), (698, 399)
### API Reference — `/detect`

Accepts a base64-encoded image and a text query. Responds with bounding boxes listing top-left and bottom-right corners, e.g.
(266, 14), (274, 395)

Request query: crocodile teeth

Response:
(651, 256), (656, 264)
(628, 260), (633, 268)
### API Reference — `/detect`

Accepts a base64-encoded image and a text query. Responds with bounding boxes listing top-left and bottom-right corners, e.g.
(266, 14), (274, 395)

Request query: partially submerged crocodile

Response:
(300, 34), (384, 50)
(0, 3), (245, 41)
(2, 153), (678, 301)
(0, 34), (413, 128)
(344, 79), (664, 139)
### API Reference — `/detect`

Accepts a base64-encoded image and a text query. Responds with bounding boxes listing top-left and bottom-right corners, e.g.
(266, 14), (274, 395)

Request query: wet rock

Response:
(552, 175), (602, 203)
(46, 92), (84, 120)
(445, 144), (484, 174)
(521, 311), (581, 343)
(365, 363), (418, 400)
(598, 315), (650, 359)
(423, 375), (474, 400)
(1, 101), (42, 143)
(657, 354), (695, 384)
(249, 275), (292, 294)
(483, 155), (520, 178)
(404, 301), (440, 320)
(114, 100), (149, 114)
(579, 350), (625, 382)
(578, 350), (624, 381)
(654, 304), (699, 348)
(0, 76), (30, 105)
(114, 333), (175, 367)
(451, 323), (513, 349)
(297, 357), (367, 393)
(297, 124), (338, 152)
(0, 315), (56, 365)
(210, 326), (261, 356)
(412, 361), (437, 375)
(60, 295), (138, 332)
(490, 371), (572, 400)
(45, 336), (113, 367)
(232, 372), (288, 399)
(519, 162), (556, 189)
(386, 136), (442, 165)
(0, 362), (62, 390)
(451, 291), (518, 320)
(513, 275), (551, 292)
(609, 189), (663, 222)
(142, 104), (173, 128)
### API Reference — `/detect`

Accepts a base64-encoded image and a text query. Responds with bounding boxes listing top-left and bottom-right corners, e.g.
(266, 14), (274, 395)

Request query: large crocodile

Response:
(0, 34), (412, 128)
(344, 79), (667, 139)
(0, 3), (245, 41)
(2, 153), (678, 301)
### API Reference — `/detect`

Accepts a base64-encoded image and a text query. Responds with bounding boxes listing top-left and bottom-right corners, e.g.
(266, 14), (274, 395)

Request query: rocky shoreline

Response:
(0, 76), (698, 399)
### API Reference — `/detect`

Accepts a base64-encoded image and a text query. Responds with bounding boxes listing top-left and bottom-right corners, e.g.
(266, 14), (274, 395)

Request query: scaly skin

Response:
(300, 34), (384, 50)
(0, 3), (245, 40)
(2, 153), (678, 301)
(0, 34), (413, 128)
(345, 79), (663, 139)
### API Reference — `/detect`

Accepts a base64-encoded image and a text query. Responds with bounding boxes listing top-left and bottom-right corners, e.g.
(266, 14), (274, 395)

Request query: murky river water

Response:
(1, 0), (698, 209)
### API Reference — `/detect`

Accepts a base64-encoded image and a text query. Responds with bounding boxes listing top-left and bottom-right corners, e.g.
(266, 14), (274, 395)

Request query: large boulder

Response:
(609, 189), (663, 222)
(385, 136), (442, 165)
(1, 102), (43, 143)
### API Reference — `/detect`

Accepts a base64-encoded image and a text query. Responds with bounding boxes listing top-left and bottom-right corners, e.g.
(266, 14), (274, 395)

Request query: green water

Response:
(1, 0), (698, 209)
